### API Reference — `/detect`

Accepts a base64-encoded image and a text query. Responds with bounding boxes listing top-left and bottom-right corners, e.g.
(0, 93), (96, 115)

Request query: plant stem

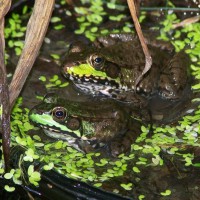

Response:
(0, 0), (12, 172)
(127, 0), (152, 87)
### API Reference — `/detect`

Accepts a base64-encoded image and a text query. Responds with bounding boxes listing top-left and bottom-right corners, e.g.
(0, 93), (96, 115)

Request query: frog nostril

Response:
(63, 62), (73, 69)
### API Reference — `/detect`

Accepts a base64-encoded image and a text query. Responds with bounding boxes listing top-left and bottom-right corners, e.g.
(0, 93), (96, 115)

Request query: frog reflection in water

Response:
(29, 93), (141, 157)
(62, 33), (190, 105)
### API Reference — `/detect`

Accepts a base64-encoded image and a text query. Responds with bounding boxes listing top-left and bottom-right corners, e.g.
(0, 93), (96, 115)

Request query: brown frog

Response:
(62, 33), (190, 105)
(29, 93), (141, 157)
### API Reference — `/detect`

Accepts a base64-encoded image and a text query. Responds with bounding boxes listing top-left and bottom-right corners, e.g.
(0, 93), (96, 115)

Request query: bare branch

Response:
(172, 15), (200, 29)
(0, 0), (12, 171)
(127, 0), (152, 88)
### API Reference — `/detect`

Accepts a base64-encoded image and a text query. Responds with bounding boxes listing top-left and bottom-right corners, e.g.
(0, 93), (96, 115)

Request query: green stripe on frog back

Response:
(29, 113), (81, 137)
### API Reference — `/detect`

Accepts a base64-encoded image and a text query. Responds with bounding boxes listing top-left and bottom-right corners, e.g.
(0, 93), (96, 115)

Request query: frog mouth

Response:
(37, 123), (81, 140)
(37, 124), (104, 151)
(65, 71), (126, 90)
(29, 113), (82, 138)
(65, 72), (130, 99)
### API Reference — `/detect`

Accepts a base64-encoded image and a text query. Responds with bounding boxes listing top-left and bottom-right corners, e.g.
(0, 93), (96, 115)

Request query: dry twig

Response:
(127, 0), (152, 87)
(172, 15), (200, 29)
(0, 0), (12, 171)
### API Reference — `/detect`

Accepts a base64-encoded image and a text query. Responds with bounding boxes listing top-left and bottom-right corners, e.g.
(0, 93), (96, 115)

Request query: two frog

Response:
(30, 33), (190, 156)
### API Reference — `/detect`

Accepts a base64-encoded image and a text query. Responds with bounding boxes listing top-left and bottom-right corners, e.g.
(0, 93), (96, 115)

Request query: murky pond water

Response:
(1, 0), (200, 199)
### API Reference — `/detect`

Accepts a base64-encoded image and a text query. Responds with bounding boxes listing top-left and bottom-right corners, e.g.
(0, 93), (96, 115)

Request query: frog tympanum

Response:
(62, 33), (190, 104)
(29, 93), (141, 156)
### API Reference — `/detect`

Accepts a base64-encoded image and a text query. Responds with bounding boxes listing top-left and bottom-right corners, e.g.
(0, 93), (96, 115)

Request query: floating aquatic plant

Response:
(50, 16), (65, 30)
(39, 75), (69, 90)
(72, 0), (134, 41)
(160, 189), (172, 196)
(4, 5), (31, 58)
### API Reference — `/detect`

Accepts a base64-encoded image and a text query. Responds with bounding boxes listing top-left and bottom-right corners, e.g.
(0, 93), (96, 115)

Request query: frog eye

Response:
(94, 57), (103, 64)
(52, 107), (67, 121)
(90, 54), (104, 70)
(66, 117), (81, 131)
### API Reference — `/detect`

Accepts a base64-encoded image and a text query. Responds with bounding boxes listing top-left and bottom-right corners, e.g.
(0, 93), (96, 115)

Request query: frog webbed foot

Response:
(159, 51), (190, 100)
(109, 136), (132, 157)
(158, 75), (179, 99)
(137, 77), (157, 95)
(136, 65), (159, 96)
(109, 126), (141, 157)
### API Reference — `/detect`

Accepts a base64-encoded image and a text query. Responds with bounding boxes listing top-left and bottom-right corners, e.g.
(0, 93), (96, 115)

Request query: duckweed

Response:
(54, 24), (65, 30)
(4, 185), (15, 192)
(72, 0), (133, 41)
(50, 53), (60, 60)
(39, 75), (69, 89)
(160, 189), (172, 196)
(4, 170), (15, 180)
(93, 183), (102, 187)
(4, 5), (31, 59)
(132, 166), (140, 173)
(51, 17), (62, 23)
(28, 165), (41, 186)
(50, 15), (65, 30)
(138, 194), (145, 200)
(120, 183), (133, 191)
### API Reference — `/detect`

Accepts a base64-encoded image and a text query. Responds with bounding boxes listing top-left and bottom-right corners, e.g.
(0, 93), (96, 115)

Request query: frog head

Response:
(62, 42), (131, 98)
(29, 94), (99, 151)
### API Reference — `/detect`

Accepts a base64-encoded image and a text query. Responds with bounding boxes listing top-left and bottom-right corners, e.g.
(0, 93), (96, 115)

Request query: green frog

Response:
(62, 33), (190, 104)
(29, 93), (141, 156)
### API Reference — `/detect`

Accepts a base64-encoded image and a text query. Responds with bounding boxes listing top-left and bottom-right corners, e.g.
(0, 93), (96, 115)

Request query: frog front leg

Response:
(109, 120), (142, 157)
(136, 64), (160, 95)
(159, 51), (190, 100)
